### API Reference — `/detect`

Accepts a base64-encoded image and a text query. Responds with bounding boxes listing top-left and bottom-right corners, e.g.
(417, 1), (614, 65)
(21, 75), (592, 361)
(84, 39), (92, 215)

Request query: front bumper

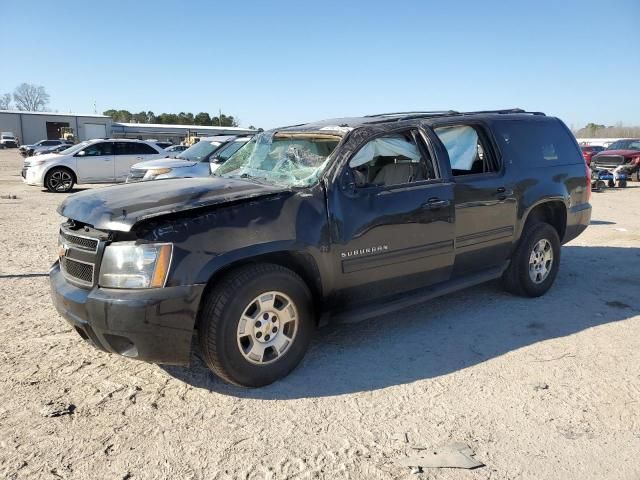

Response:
(563, 202), (591, 244)
(22, 166), (44, 185)
(50, 262), (205, 365)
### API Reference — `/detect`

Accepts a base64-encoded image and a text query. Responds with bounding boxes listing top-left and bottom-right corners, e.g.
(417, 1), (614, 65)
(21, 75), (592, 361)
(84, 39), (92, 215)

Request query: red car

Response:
(591, 139), (640, 181)
(580, 145), (604, 166)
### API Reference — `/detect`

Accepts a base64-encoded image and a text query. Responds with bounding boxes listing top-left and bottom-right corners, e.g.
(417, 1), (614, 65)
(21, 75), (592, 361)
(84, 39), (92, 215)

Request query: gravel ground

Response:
(0, 149), (638, 480)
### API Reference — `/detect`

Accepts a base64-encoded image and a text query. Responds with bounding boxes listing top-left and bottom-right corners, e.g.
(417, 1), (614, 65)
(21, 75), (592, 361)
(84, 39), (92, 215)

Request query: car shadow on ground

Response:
(162, 246), (640, 399)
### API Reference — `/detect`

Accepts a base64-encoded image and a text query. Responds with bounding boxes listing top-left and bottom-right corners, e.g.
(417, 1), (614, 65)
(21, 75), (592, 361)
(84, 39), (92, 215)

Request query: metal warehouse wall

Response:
(0, 113), (22, 142)
(0, 112), (112, 144)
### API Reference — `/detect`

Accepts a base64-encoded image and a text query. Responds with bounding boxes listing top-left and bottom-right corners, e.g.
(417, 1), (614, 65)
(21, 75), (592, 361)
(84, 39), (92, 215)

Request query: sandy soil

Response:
(0, 149), (638, 480)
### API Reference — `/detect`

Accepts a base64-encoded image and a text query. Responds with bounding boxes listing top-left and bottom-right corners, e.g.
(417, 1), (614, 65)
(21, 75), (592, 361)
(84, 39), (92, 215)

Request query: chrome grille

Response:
(60, 231), (98, 252)
(61, 257), (94, 286)
(593, 155), (625, 167)
(59, 225), (104, 288)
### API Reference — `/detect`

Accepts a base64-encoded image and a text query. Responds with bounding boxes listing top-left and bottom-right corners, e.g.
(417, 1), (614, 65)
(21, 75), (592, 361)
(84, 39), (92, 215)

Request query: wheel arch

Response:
(520, 199), (568, 243)
(44, 164), (78, 185)
(196, 249), (324, 328)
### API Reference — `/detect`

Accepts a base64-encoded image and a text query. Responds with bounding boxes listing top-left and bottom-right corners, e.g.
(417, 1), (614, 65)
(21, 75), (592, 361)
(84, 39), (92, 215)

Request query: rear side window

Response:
(433, 124), (499, 176)
(115, 142), (158, 155)
(132, 143), (159, 155)
(493, 119), (582, 166)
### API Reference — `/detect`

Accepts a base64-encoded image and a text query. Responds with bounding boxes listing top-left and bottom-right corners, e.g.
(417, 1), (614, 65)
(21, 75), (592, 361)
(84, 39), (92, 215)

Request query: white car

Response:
(0, 132), (18, 148)
(22, 139), (165, 192)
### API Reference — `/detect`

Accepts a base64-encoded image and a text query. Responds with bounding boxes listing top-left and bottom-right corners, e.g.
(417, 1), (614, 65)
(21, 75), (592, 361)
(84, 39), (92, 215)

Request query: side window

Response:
(348, 129), (437, 187)
(493, 119), (583, 166)
(82, 142), (113, 156)
(133, 143), (159, 155)
(114, 142), (132, 155)
(434, 125), (498, 176)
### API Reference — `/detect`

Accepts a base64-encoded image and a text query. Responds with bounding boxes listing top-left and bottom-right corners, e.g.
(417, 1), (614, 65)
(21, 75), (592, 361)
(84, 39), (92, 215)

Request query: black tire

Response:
(619, 179), (627, 188)
(503, 222), (561, 297)
(45, 167), (75, 193)
(607, 179), (615, 188)
(635, 170), (640, 182)
(198, 263), (314, 387)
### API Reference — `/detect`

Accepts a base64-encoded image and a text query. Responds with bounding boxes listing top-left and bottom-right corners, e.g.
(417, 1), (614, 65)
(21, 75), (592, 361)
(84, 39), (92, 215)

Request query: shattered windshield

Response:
(214, 132), (341, 187)
(175, 140), (223, 162)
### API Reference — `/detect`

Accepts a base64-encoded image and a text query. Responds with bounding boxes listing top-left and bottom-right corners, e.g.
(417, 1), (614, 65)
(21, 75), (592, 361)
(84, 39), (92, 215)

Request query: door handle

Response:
(422, 198), (451, 210)
(495, 186), (513, 200)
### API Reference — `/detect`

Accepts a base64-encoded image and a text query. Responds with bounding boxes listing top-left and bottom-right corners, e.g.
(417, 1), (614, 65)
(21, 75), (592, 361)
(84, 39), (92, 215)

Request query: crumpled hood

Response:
(57, 177), (289, 232)
(131, 158), (198, 170)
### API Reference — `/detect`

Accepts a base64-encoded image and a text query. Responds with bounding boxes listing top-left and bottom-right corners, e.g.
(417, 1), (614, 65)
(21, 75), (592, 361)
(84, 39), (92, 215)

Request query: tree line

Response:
(574, 122), (640, 138)
(103, 109), (243, 127)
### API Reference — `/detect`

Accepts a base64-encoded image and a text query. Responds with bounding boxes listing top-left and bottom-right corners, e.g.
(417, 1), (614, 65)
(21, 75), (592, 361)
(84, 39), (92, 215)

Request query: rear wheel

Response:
(503, 222), (561, 297)
(45, 167), (75, 193)
(198, 263), (314, 387)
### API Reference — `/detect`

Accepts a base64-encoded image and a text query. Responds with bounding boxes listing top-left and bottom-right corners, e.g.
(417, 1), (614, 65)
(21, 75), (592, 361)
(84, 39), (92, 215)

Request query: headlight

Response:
(99, 242), (172, 289)
(143, 168), (172, 180)
(26, 159), (47, 166)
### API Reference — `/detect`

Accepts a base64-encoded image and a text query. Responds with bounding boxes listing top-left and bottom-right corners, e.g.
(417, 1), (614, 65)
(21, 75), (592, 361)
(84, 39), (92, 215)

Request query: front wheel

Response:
(198, 263), (314, 387)
(45, 167), (75, 193)
(503, 222), (561, 297)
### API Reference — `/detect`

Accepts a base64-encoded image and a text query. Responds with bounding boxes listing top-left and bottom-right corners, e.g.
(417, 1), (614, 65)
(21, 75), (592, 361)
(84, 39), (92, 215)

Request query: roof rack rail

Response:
(365, 108), (545, 123)
(364, 110), (460, 118)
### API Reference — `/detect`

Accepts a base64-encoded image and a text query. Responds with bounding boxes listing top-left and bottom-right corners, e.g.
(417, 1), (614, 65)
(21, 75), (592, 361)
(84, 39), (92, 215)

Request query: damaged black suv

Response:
(50, 109), (591, 387)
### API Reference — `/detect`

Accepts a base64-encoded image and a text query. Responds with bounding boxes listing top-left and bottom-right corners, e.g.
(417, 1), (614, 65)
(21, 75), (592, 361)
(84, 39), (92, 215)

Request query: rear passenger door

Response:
(433, 122), (517, 277)
(114, 142), (161, 181)
(328, 127), (455, 305)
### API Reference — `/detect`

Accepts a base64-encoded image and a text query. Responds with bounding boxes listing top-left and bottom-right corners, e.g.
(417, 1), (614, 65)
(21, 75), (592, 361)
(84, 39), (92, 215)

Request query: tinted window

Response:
(132, 143), (159, 155)
(43, 140), (58, 146)
(81, 142), (113, 156)
(349, 129), (437, 187)
(493, 119), (582, 166)
(115, 142), (158, 155)
(606, 139), (640, 151)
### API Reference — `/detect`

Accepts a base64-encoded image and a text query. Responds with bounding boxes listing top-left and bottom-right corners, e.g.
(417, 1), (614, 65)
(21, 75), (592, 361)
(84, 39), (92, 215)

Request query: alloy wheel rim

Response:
(236, 291), (298, 365)
(528, 238), (554, 284)
(49, 171), (72, 191)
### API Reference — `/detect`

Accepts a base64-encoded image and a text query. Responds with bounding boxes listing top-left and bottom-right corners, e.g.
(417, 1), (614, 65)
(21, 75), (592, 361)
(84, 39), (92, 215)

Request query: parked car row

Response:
(21, 139), (165, 192)
(20, 135), (255, 192)
(582, 139), (640, 182)
(19, 139), (73, 157)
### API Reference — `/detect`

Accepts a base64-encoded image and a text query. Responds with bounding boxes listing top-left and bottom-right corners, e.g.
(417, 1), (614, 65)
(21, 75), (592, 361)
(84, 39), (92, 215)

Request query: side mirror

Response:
(76, 150), (86, 157)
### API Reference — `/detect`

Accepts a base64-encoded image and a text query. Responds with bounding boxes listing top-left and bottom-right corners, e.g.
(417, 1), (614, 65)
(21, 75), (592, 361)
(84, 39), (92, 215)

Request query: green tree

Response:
(132, 111), (148, 123)
(194, 112), (212, 125)
(212, 113), (239, 127)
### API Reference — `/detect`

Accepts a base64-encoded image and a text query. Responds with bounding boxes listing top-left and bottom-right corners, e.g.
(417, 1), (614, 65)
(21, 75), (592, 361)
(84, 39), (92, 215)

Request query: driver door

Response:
(75, 141), (115, 183)
(327, 127), (455, 306)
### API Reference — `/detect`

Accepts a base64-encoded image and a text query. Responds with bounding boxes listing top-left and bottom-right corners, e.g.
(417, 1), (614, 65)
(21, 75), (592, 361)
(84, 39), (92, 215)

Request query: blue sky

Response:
(2, 0), (638, 129)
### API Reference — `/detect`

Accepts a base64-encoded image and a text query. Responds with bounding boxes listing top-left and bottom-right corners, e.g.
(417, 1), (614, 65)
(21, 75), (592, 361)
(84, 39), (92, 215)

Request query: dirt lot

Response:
(0, 148), (638, 480)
